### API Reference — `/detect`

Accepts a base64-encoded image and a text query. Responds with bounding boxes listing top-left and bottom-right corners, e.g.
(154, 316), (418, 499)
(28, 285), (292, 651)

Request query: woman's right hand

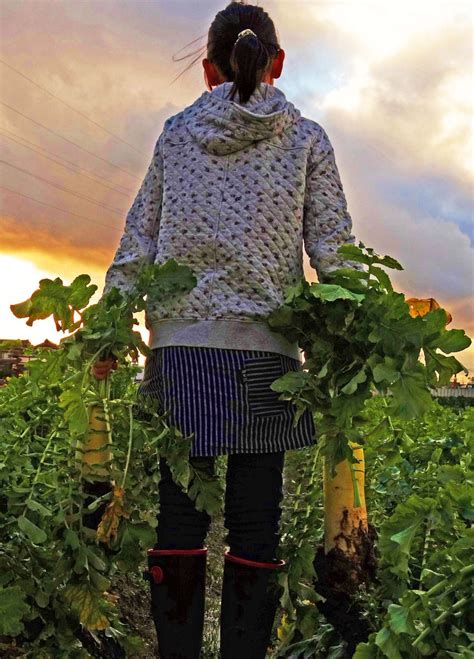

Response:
(91, 356), (118, 380)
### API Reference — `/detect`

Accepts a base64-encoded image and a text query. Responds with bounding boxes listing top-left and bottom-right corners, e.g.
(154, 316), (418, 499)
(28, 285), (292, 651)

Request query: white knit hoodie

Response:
(103, 81), (362, 361)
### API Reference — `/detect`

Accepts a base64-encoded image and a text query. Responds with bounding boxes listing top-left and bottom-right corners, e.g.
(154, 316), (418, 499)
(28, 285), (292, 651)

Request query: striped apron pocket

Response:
(240, 354), (291, 418)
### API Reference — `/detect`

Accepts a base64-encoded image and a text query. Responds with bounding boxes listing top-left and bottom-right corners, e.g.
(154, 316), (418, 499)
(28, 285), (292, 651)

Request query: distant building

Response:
(35, 339), (59, 350)
(0, 339), (58, 385)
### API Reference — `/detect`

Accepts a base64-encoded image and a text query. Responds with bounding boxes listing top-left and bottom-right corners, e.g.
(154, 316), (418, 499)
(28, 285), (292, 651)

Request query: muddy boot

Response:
(219, 550), (286, 659)
(143, 547), (208, 659)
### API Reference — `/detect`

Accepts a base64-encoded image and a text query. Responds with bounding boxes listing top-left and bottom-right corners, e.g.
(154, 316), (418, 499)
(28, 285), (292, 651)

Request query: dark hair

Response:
(207, 1), (281, 103)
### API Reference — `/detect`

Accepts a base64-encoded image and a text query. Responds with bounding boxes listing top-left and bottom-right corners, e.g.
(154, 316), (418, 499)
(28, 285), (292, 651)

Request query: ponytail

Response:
(229, 29), (270, 103)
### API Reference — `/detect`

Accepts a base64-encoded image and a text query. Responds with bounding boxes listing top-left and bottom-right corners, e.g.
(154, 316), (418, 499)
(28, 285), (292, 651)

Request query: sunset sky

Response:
(1, 0), (472, 380)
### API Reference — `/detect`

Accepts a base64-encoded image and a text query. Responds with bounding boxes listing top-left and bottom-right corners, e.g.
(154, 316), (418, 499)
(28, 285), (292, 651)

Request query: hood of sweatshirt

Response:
(183, 81), (301, 156)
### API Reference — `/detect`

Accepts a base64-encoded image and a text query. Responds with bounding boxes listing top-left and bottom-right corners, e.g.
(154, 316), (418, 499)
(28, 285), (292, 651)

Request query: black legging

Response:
(154, 451), (286, 563)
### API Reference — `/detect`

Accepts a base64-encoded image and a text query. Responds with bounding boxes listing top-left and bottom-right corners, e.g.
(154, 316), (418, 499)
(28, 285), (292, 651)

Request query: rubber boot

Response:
(143, 547), (208, 659)
(219, 550), (286, 659)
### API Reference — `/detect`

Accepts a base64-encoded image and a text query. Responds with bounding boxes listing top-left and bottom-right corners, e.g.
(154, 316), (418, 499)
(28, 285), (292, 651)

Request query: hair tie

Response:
(234, 28), (258, 45)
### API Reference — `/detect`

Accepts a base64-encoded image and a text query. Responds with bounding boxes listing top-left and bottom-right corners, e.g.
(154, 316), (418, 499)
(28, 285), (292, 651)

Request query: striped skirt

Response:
(137, 345), (316, 457)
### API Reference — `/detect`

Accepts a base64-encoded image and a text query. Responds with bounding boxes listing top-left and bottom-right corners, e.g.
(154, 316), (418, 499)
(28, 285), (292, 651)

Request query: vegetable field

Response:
(0, 244), (472, 658)
(277, 398), (473, 658)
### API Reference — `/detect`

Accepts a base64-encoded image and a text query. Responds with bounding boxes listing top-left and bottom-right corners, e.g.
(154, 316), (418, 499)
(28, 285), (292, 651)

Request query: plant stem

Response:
(99, 373), (113, 476)
(419, 520), (432, 588)
(21, 431), (56, 518)
(407, 562), (474, 644)
(120, 405), (134, 490)
(348, 450), (362, 509)
(412, 597), (468, 647)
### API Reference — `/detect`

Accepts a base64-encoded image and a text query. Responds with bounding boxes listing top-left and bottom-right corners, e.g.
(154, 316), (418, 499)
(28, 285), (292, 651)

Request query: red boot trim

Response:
(147, 547), (208, 557)
(224, 550), (286, 569)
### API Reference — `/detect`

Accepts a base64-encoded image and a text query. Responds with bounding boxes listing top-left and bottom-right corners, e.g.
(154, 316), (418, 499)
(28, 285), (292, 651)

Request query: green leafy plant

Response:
(354, 402), (474, 658)
(1, 243), (472, 658)
(0, 259), (224, 655)
(269, 243), (471, 657)
(276, 399), (473, 658)
(267, 242), (470, 471)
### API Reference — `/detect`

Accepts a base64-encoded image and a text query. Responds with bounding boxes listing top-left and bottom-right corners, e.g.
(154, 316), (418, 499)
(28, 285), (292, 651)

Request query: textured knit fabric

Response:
(138, 346), (316, 457)
(102, 81), (364, 360)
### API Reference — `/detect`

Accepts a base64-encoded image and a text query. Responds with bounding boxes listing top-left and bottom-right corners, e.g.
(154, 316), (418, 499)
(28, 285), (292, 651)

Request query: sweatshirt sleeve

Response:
(303, 126), (365, 283)
(102, 132), (164, 298)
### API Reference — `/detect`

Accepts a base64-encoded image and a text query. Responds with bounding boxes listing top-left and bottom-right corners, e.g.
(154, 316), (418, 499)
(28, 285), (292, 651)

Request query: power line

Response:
(1, 158), (126, 215)
(0, 57), (148, 158)
(0, 100), (142, 181)
(0, 127), (134, 196)
(0, 184), (123, 231)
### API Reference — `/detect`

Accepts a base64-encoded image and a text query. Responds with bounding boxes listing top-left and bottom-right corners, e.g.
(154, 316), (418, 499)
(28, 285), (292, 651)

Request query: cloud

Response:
(291, 4), (474, 372)
(1, 0), (190, 268)
(0, 214), (112, 272)
(1, 0), (472, 376)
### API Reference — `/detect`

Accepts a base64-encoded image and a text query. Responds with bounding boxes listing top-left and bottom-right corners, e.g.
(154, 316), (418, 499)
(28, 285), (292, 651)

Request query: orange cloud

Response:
(0, 214), (113, 273)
